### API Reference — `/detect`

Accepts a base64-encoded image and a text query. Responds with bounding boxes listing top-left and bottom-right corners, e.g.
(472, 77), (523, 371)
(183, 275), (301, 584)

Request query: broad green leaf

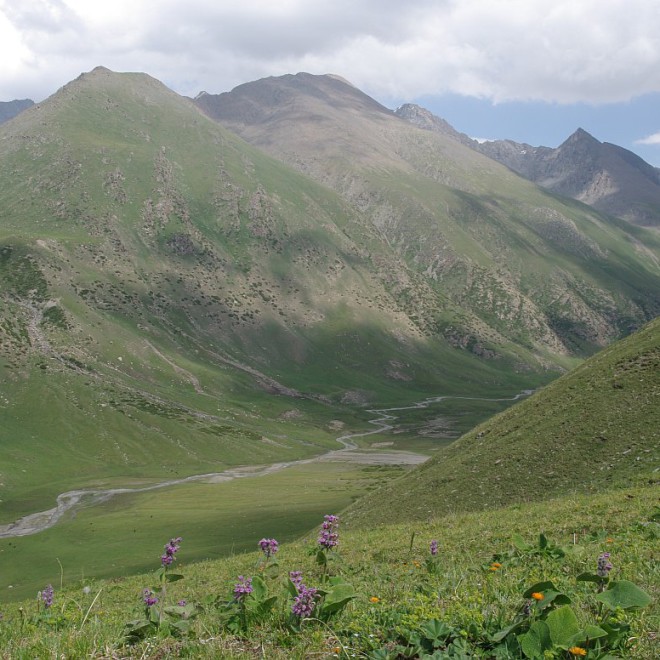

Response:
(512, 534), (531, 551)
(492, 618), (527, 643)
(546, 606), (580, 647)
(172, 619), (191, 633)
(567, 624), (608, 646)
(285, 578), (299, 598)
(164, 573), (184, 583)
(320, 583), (356, 616)
(520, 620), (551, 658)
(576, 572), (606, 583)
(595, 580), (653, 610)
(254, 595), (278, 618)
(148, 606), (161, 624)
(420, 619), (453, 643)
(250, 575), (268, 601)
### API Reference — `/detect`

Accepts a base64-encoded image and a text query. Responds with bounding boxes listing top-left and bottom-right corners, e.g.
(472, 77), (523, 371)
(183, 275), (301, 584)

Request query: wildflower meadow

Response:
(1, 486), (656, 659)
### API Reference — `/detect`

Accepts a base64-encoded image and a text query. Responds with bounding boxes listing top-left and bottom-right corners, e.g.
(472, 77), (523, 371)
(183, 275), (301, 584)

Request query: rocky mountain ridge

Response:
(395, 103), (660, 228)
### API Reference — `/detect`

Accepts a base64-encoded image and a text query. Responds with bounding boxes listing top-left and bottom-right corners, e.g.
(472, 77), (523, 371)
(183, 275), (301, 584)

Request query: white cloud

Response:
(1, 0), (660, 104)
(635, 132), (660, 145)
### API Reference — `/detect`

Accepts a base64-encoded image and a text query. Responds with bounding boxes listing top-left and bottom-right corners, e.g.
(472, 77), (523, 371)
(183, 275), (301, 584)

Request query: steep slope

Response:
(195, 73), (660, 360)
(0, 98), (34, 124)
(0, 67), (547, 523)
(472, 125), (660, 228)
(345, 317), (660, 526)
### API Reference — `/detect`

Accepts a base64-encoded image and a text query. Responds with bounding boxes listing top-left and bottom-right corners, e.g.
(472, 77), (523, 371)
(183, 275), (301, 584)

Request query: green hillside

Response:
(345, 318), (660, 527)
(197, 72), (660, 359)
(1, 68), (659, 629)
(0, 68), (545, 523)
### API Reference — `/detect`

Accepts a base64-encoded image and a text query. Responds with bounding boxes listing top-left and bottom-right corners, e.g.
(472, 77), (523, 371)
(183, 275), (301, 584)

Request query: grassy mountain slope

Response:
(0, 67), (547, 523)
(0, 483), (657, 657)
(196, 73), (660, 360)
(345, 318), (660, 527)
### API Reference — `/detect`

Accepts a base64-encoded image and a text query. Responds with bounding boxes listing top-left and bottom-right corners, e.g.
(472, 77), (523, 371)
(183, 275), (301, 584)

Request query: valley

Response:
(0, 67), (657, 656)
(0, 389), (528, 600)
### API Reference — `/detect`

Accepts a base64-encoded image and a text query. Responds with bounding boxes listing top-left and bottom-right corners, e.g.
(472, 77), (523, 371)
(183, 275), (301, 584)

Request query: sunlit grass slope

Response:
(345, 318), (660, 526)
(0, 484), (656, 658)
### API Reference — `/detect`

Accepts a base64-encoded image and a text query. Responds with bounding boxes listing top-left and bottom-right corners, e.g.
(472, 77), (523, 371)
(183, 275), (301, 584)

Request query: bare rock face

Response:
(476, 128), (660, 228)
(395, 104), (474, 148)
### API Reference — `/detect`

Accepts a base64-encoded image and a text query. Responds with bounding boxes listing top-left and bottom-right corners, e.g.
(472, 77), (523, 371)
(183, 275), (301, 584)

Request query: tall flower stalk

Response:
(315, 514), (340, 579)
(146, 536), (184, 624)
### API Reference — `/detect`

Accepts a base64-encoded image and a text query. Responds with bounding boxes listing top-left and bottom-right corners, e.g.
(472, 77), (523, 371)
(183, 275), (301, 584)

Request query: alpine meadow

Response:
(0, 67), (658, 658)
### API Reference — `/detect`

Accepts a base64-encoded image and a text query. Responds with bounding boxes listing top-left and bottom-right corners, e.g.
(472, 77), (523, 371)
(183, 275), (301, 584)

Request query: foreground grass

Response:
(0, 485), (656, 658)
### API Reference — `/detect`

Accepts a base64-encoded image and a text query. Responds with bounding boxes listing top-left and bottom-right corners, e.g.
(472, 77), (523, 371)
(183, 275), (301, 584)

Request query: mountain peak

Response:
(394, 103), (476, 147)
(564, 127), (600, 146)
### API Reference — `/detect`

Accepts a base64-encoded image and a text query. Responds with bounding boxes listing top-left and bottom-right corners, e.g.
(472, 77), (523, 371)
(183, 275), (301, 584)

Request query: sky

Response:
(2, 0), (660, 165)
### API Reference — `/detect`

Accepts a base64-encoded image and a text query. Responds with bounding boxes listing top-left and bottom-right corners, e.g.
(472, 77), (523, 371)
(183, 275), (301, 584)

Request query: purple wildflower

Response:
(430, 540), (438, 556)
(233, 575), (253, 601)
(161, 536), (182, 566)
(177, 599), (187, 607)
(597, 552), (613, 578)
(142, 588), (159, 607)
(318, 514), (339, 550)
(41, 584), (54, 609)
(289, 571), (304, 589)
(258, 538), (279, 558)
(292, 583), (318, 618)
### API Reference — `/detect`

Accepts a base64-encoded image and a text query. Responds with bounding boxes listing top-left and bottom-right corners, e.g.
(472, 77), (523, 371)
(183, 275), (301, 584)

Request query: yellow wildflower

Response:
(490, 562), (502, 571)
(568, 647), (587, 656)
(531, 592), (544, 601)
(369, 596), (380, 603)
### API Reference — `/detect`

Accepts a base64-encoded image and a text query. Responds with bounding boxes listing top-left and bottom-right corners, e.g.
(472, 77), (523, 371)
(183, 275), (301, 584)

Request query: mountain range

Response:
(1, 66), (659, 526)
(6, 80), (660, 231)
(0, 98), (34, 124)
(394, 102), (660, 229)
(1, 69), (659, 632)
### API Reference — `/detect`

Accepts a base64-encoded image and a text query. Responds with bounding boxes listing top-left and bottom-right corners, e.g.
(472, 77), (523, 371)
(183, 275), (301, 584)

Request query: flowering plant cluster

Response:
(291, 581), (319, 619)
(426, 538), (441, 574)
(40, 584), (54, 610)
(318, 514), (339, 550)
(123, 536), (202, 644)
(258, 537), (279, 559)
(142, 588), (159, 607)
(596, 552), (613, 578)
(161, 536), (182, 566)
(233, 575), (253, 601)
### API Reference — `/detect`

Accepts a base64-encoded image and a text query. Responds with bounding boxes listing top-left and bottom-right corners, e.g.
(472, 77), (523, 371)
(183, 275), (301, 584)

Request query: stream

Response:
(0, 390), (533, 539)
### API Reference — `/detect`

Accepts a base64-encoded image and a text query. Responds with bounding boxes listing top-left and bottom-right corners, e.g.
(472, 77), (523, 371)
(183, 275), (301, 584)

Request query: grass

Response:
(0, 484), (656, 658)
(345, 317), (660, 526)
(0, 462), (405, 603)
(0, 384), (533, 603)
